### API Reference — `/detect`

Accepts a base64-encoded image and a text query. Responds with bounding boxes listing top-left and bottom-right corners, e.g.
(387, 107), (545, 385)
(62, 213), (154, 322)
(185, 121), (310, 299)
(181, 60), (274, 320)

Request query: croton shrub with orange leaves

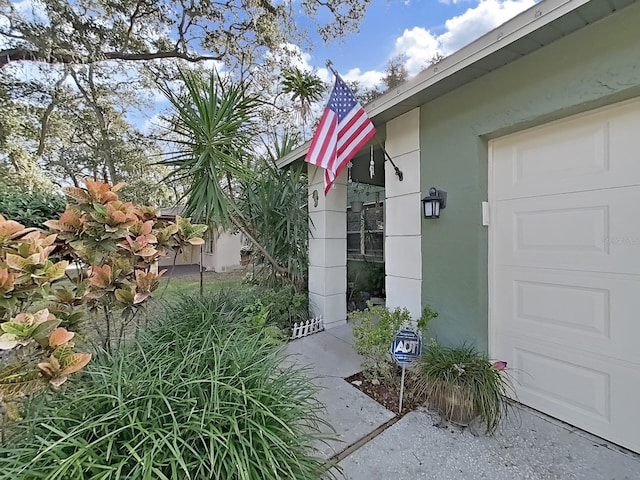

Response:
(0, 179), (206, 411)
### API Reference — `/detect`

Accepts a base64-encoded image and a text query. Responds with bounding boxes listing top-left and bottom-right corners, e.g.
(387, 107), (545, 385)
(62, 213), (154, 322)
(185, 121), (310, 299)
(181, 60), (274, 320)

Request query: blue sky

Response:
(295, 0), (536, 88)
(309, 0), (472, 71)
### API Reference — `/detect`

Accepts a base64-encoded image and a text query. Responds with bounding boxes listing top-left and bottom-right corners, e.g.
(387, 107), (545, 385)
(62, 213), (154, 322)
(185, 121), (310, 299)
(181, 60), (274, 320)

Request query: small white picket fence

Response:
(290, 316), (324, 340)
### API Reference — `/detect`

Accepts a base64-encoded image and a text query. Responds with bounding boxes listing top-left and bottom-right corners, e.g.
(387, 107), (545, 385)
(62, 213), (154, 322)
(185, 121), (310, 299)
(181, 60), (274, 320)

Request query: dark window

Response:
(347, 202), (384, 261)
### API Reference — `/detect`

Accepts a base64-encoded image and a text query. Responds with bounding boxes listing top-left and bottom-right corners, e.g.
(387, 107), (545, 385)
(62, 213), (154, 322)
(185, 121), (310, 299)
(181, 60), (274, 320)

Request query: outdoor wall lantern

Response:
(422, 187), (447, 219)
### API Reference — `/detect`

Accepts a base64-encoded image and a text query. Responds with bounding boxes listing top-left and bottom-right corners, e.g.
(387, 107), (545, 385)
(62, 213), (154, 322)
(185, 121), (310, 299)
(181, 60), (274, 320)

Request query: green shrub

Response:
(0, 295), (335, 479)
(232, 284), (308, 332)
(413, 342), (514, 434)
(258, 284), (308, 330)
(0, 190), (65, 228)
(417, 304), (438, 331)
(349, 302), (412, 380)
(349, 303), (438, 381)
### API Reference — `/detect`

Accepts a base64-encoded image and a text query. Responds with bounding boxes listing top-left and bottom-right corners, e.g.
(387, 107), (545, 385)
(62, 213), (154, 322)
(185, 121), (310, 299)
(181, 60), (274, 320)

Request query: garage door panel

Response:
(493, 100), (640, 200)
(494, 267), (640, 364)
(495, 186), (640, 274)
(511, 276), (610, 338)
(513, 346), (611, 422)
(490, 97), (640, 453)
(492, 334), (640, 453)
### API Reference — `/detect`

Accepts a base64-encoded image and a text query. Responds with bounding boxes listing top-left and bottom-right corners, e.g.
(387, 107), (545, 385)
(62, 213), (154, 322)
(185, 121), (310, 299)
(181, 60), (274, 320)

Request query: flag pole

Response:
(376, 137), (404, 182)
(325, 59), (403, 182)
(325, 60), (339, 78)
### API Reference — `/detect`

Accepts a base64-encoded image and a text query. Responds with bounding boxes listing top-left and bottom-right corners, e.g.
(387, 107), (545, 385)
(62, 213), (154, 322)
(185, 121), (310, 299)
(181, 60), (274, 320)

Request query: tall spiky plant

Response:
(159, 69), (255, 230)
(239, 163), (309, 288)
(159, 69), (289, 277)
(235, 131), (310, 288)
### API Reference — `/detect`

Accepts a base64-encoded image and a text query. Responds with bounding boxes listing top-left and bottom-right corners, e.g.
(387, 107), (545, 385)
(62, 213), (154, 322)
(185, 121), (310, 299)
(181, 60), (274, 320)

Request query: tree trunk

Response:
(223, 175), (290, 277)
(69, 67), (119, 184)
(228, 214), (289, 276)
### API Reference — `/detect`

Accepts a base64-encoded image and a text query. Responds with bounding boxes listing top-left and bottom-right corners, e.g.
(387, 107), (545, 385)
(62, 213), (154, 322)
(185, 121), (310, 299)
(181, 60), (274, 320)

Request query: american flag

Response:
(305, 75), (376, 195)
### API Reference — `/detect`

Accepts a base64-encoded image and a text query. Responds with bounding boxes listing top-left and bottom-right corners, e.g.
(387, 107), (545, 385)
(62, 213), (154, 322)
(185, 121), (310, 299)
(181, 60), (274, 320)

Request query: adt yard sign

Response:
(391, 328), (421, 413)
(392, 329), (422, 365)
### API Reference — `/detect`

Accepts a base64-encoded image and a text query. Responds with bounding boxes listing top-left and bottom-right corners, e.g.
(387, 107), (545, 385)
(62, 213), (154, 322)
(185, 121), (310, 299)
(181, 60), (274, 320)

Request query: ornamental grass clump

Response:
(413, 342), (514, 434)
(0, 295), (335, 480)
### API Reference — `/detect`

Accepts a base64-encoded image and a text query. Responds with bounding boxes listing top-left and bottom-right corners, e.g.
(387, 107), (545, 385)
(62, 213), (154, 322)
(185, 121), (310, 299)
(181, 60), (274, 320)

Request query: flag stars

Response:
(328, 79), (358, 121)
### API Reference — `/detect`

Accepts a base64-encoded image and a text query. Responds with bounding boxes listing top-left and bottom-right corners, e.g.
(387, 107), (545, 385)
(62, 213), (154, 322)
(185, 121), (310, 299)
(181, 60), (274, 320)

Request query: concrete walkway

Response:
(286, 325), (640, 480)
(285, 323), (395, 459)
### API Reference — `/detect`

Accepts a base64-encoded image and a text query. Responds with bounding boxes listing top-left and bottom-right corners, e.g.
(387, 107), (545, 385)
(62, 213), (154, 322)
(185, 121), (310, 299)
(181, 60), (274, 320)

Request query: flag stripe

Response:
(337, 115), (375, 160)
(316, 124), (337, 170)
(324, 169), (332, 195)
(328, 108), (372, 171)
(334, 126), (376, 177)
(306, 109), (337, 169)
(336, 107), (368, 150)
(327, 111), (374, 173)
(306, 108), (332, 167)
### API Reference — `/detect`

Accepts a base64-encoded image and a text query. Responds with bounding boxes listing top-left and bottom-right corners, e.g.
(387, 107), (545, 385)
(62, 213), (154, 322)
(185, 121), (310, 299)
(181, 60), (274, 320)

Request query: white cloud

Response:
(393, 0), (536, 76)
(393, 27), (441, 77)
(303, 1), (535, 89)
(199, 59), (226, 72)
(438, 0), (536, 54)
(264, 43), (345, 87)
(342, 68), (384, 90)
(141, 113), (169, 135)
(1, 0), (46, 48)
(437, 0), (475, 4)
(277, 46), (384, 88)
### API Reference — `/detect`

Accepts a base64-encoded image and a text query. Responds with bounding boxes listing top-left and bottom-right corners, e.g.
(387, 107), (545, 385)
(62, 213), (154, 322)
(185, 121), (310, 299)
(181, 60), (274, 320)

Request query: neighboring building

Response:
(277, 0), (640, 454)
(158, 207), (242, 272)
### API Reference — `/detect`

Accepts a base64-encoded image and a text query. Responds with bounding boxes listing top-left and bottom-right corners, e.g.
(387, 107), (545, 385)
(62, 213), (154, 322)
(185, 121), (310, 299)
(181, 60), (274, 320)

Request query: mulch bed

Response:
(345, 366), (423, 416)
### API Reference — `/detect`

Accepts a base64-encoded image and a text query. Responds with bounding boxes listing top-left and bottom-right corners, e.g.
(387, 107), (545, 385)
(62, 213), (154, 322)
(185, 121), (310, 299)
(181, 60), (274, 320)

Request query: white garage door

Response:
(489, 98), (640, 453)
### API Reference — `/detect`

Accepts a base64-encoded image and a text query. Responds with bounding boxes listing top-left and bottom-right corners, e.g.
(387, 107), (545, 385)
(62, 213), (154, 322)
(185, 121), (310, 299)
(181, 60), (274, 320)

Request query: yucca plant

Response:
(0, 294), (336, 479)
(160, 69), (298, 283)
(413, 342), (514, 434)
(238, 163), (309, 288)
(159, 68), (257, 231)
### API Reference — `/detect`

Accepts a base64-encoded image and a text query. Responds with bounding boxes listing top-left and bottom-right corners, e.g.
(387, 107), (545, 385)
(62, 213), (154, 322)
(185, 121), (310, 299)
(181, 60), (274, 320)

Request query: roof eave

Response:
(277, 0), (610, 168)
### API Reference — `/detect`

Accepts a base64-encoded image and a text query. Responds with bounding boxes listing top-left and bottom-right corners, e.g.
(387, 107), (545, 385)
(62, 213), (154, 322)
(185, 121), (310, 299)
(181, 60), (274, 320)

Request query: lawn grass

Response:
(68, 270), (247, 351)
(154, 270), (245, 301)
(6, 268), (248, 355)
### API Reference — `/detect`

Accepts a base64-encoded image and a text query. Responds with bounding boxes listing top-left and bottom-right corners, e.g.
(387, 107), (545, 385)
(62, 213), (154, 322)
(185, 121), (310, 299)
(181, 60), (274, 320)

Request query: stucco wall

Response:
(203, 231), (242, 272)
(420, 3), (640, 351)
(159, 245), (198, 267)
(158, 232), (241, 271)
(386, 108), (423, 320)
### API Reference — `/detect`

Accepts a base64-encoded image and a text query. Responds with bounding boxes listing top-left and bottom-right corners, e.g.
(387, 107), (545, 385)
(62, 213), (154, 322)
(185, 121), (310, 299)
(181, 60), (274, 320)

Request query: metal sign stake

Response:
(399, 364), (406, 413)
(391, 328), (422, 415)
